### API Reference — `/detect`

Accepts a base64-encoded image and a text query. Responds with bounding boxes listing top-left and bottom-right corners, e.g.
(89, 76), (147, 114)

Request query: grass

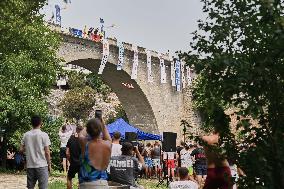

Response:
(48, 180), (65, 189)
(48, 178), (168, 189)
(0, 168), (168, 189)
(137, 179), (168, 189)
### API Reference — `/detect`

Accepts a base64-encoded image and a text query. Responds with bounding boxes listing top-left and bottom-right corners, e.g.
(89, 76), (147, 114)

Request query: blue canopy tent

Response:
(107, 118), (161, 140)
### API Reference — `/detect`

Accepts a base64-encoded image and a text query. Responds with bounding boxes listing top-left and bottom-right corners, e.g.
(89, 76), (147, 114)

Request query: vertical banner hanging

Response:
(159, 53), (167, 84)
(171, 58), (175, 87)
(117, 41), (125, 70)
(131, 45), (139, 80)
(186, 66), (192, 86)
(181, 61), (186, 88)
(55, 5), (61, 26)
(175, 59), (181, 92)
(146, 50), (153, 82)
(98, 39), (109, 74)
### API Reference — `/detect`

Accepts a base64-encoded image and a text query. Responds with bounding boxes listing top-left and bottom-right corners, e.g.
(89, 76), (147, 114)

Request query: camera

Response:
(95, 110), (102, 119)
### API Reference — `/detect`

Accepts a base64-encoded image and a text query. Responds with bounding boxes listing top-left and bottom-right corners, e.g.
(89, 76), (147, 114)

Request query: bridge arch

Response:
(57, 33), (194, 136)
(67, 58), (159, 133)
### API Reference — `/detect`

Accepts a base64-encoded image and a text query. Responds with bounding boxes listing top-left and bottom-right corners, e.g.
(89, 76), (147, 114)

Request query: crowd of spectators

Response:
(16, 115), (244, 189)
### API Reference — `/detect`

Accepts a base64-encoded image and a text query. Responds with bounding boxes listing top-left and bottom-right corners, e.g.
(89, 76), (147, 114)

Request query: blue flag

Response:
(69, 28), (83, 38)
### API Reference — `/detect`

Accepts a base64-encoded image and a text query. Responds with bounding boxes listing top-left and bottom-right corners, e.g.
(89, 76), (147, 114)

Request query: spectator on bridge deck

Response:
(78, 118), (112, 189)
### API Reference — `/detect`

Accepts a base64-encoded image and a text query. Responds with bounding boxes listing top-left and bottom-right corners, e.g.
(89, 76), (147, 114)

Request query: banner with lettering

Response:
(55, 5), (61, 26)
(146, 50), (153, 82)
(181, 61), (186, 88)
(186, 66), (192, 86)
(98, 39), (109, 74)
(131, 45), (139, 79)
(159, 53), (167, 84)
(175, 59), (181, 92)
(69, 28), (83, 38)
(117, 41), (125, 70)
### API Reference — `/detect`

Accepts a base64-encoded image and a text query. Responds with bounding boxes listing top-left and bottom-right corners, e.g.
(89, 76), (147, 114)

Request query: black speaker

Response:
(125, 132), (137, 142)
(162, 132), (177, 152)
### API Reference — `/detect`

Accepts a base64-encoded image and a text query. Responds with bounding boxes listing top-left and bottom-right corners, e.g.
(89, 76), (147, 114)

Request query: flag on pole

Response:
(100, 18), (104, 34)
(63, 0), (71, 4)
(131, 45), (139, 80)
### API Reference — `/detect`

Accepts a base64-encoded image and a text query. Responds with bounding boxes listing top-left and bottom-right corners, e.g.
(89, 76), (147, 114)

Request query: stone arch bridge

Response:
(57, 33), (200, 136)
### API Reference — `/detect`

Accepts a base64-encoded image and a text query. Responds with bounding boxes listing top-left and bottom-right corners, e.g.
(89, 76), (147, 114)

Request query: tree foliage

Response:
(0, 0), (60, 148)
(86, 73), (112, 96)
(60, 86), (96, 121)
(180, 0), (284, 188)
(66, 71), (87, 89)
(106, 104), (129, 124)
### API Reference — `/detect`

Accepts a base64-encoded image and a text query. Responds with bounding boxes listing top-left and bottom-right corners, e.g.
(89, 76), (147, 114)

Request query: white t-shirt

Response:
(59, 130), (72, 148)
(169, 180), (199, 189)
(21, 129), (51, 168)
(167, 152), (176, 160)
(163, 152), (176, 160)
(180, 149), (193, 167)
(111, 143), (122, 157)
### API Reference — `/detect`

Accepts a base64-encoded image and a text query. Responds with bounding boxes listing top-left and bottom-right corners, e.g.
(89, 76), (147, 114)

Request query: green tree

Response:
(180, 0), (284, 188)
(66, 71), (87, 89)
(0, 0), (60, 166)
(60, 86), (96, 121)
(86, 73), (111, 96)
(106, 104), (129, 124)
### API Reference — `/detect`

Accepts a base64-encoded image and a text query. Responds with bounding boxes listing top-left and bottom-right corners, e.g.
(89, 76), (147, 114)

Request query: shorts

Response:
(27, 166), (48, 189)
(195, 164), (207, 176)
(204, 167), (232, 189)
(166, 160), (175, 169)
(68, 163), (80, 179)
(152, 158), (161, 168)
(80, 180), (108, 189)
(60, 147), (66, 159)
(145, 157), (153, 168)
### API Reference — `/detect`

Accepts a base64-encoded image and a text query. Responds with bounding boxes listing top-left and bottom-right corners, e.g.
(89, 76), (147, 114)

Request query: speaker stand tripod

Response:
(156, 160), (174, 187)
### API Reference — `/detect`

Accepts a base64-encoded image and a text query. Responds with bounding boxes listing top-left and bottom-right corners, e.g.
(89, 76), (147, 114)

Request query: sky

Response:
(43, 0), (205, 54)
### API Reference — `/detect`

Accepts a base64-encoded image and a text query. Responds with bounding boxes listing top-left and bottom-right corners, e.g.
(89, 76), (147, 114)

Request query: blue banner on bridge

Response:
(55, 5), (61, 26)
(175, 59), (181, 92)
